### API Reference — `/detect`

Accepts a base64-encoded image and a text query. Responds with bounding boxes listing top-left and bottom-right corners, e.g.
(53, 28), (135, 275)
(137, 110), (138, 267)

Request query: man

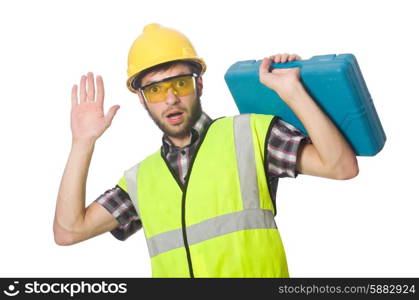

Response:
(54, 23), (358, 277)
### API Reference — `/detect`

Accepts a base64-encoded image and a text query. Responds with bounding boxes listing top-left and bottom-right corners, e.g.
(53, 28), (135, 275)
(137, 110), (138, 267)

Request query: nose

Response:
(165, 88), (180, 105)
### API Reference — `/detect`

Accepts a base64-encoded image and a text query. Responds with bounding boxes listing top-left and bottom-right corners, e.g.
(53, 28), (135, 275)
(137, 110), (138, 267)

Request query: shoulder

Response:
(121, 148), (162, 178)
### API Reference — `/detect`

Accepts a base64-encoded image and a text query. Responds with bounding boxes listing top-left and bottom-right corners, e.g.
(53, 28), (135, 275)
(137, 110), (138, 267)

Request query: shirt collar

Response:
(162, 111), (212, 153)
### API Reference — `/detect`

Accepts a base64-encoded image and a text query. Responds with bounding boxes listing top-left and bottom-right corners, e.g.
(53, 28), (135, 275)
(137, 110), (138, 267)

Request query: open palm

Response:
(71, 72), (120, 142)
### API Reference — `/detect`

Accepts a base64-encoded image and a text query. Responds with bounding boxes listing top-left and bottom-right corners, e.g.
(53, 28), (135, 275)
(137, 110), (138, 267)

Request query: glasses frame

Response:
(137, 73), (199, 103)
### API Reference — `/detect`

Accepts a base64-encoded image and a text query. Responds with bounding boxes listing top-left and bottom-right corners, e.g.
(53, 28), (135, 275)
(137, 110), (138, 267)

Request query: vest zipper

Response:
(181, 191), (194, 277)
(160, 150), (194, 277)
(160, 117), (224, 278)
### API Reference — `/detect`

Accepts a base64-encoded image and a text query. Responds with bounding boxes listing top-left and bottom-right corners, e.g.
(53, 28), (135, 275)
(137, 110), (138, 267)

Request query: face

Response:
(137, 63), (203, 140)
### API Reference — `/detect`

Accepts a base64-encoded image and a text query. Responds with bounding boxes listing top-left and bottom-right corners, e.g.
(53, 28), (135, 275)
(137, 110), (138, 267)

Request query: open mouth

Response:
(166, 111), (184, 124)
(167, 111), (183, 118)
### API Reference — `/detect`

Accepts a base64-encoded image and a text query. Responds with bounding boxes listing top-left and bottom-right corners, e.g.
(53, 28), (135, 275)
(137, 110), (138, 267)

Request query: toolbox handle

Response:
(269, 54), (338, 71)
(270, 61), (302, 71)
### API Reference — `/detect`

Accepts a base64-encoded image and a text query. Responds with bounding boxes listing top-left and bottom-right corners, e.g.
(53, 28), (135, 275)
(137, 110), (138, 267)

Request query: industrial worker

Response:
(54, 23), (359, 278)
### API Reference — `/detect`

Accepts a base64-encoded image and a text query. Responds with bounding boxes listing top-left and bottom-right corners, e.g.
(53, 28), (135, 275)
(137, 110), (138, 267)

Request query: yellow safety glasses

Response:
(139, 73), (198, 103)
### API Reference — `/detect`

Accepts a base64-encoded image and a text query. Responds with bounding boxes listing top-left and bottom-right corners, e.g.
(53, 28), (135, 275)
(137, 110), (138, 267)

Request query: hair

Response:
(131, 60), (202, 90)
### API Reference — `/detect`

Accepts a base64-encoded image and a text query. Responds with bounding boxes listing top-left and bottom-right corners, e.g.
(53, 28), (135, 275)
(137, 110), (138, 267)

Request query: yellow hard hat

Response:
(126, 23), (206, 93)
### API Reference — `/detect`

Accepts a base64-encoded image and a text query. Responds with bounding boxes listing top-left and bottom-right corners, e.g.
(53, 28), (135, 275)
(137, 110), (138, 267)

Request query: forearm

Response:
(279, 83), (357, 174)
(54, 139), (95, 233)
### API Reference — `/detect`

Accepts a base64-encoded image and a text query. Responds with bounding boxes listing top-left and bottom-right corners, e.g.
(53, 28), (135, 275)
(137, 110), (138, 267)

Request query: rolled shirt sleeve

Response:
(94, 185), (142, 241)
(266, 117), (311, 179)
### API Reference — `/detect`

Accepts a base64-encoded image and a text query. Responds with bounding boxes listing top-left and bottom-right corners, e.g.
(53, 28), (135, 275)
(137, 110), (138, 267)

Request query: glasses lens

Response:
(143, 82), (167, 103)
(172, 76), (195, 96)
(143, 75), (195, 103)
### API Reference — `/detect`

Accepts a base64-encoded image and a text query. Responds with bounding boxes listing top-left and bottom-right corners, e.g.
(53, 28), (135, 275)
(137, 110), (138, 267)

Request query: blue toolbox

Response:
(224, 54), (386, 156)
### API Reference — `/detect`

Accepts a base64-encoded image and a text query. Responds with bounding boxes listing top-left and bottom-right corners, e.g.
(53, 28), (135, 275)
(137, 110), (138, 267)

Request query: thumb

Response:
(105, 105), (120, 125)
(259, 57), (271, 75)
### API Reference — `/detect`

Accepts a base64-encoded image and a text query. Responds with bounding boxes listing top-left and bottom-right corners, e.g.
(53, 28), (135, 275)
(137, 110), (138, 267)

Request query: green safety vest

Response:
(119, 114), (289, 278)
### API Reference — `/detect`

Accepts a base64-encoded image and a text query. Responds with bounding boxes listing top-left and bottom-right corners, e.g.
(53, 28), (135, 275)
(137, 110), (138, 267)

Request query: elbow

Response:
(333, 156), (359, 180)
(334, 166), (359, 180)
(53, 220), (77, 246)
(54, 236), (73, 246)
(54, 232), (76, 246)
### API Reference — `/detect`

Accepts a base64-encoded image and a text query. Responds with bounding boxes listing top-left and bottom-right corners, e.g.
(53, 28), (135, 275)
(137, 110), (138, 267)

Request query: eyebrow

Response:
(142, 73), (191, 86)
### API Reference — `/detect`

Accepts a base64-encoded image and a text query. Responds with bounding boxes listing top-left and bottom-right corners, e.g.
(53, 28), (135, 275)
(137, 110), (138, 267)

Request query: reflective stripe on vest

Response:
(147, 208), (276, 257)
(234, 114), (260, 209)
(124, 164), (141, 220)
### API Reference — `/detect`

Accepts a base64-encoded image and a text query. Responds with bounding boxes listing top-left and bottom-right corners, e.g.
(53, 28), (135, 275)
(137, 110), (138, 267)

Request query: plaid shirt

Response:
(95, 112), (310, 241)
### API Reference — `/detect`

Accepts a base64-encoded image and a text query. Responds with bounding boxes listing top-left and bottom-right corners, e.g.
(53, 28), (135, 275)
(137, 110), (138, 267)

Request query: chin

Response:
(166, 127), (189, 138)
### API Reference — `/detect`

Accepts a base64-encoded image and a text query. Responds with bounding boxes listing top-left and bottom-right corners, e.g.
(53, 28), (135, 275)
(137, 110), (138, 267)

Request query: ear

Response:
(196, 77), (203, 97)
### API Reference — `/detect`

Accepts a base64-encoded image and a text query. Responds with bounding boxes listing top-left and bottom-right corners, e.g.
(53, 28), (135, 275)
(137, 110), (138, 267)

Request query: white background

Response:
(0, 0), (418, 277)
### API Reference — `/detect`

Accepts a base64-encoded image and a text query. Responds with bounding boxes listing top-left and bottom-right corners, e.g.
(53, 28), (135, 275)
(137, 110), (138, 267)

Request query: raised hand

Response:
(71, 72), (120, 143)
(259, 53), (302, 102)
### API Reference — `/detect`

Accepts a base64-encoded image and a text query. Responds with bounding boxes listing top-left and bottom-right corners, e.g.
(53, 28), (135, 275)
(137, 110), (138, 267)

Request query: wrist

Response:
(274, 81), (306, 103)
(71, 137), (96, 149)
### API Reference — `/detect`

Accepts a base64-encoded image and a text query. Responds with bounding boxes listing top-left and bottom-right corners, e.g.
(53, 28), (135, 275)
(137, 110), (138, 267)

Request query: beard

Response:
(144, 96), (203, 139)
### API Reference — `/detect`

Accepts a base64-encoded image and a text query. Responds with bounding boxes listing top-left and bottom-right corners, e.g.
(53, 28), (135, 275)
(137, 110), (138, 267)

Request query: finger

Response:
(79, 75), (87, 102)
(71, 84), (78, 107)
(289, 54), (298, 61)
(87, 72), (95, 101)
(292, 54), (302, 61)
(280, 53), (289, 63)
(105, 105), (120, 125)
(96, 75), (104, 109)
(271, 54), (281, 63)
(273, 54), (285, 63)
